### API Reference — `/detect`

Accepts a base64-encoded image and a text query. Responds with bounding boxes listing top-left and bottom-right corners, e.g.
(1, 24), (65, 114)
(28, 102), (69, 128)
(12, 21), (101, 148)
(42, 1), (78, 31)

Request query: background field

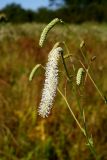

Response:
(0, 22), (107, 160)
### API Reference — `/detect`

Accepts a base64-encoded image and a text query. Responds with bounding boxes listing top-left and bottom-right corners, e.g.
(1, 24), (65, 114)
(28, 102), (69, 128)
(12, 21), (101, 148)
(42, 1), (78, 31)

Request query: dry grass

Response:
(0, 22), (107, 160)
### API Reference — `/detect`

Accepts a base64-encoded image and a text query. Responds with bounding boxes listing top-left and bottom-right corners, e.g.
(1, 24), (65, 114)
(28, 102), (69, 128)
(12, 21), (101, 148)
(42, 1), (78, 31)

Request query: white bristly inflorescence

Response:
(38, 47), (63, 118)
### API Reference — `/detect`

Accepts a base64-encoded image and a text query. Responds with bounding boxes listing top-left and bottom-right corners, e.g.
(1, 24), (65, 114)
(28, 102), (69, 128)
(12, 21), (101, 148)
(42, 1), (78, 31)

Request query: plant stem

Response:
(82, 110), (99, 160)
(60, 51), (71, 81)
(57, 87), (85, 135)
(79, 60), (105, 102)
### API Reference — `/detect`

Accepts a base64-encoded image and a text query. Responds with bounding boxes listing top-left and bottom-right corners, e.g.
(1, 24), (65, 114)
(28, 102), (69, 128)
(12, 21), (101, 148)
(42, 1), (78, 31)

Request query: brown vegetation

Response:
(0, 23), (107, 160)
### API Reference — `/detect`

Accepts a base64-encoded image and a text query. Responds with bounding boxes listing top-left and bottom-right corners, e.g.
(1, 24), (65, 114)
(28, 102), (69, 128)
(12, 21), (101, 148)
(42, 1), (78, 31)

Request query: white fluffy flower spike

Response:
(38, 47), (63, 118)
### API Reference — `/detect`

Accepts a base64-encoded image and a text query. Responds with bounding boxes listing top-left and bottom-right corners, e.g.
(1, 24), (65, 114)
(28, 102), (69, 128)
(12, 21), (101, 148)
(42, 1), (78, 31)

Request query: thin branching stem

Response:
(79, 60), (105, 102)
(82, 110), (99, 160)
(57, 87), (85, 135)
(66, 48), (99, 159)
(74, 87), (99, 159)
(60, 52), (71, 81)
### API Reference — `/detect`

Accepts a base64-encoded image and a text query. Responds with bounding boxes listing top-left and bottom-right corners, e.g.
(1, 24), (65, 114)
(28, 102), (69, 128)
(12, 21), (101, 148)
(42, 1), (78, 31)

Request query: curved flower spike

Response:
(39, 18), (62, 47)
(76, 68), (84, 86)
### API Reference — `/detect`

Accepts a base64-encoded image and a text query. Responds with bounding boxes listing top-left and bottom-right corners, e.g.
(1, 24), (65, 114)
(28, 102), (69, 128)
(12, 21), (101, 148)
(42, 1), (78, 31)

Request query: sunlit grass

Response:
(0, 22), (107, 160)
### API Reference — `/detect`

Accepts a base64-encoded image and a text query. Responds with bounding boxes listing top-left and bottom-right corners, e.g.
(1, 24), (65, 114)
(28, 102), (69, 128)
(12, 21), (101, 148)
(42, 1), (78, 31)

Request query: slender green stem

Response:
(73, 84), (99, 159)
(80, 47), (87, 63)
(62, 41), (70, 55)
(84, 64), (90, 85)
(79, 60), (105, 102)
(82, 110), (99, 160)
(62, 41), (74, 65)
(80, 42), (89, 65)
(73, 86), (83, 117)
(57, 87), (85, 135)
(61, 41), (76, 78)
(66, 51), (99, 159)
(60, 51), (71, 80)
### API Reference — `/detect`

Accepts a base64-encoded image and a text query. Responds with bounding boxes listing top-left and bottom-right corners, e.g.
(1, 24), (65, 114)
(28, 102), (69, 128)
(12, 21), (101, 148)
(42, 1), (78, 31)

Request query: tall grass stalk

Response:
(29, 18), (106, 160)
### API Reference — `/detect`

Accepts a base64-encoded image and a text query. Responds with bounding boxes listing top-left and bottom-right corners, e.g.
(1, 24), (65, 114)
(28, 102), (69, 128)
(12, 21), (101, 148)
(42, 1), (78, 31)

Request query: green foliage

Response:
(1, 1), (107, 23)
(49, 0), (107, 23)
(1, 3), (36, 23)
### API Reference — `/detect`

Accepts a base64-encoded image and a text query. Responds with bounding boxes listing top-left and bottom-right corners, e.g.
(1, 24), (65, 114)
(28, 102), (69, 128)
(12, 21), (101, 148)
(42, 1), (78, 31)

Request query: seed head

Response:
(39, 18), (62, 47)
(76, 68), (84, 86)
(38, 47), (63, 118)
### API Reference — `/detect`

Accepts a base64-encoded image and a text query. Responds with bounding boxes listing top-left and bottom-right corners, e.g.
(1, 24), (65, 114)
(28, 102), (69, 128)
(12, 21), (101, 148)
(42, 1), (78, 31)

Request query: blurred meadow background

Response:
(0, 0), (107, 160)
